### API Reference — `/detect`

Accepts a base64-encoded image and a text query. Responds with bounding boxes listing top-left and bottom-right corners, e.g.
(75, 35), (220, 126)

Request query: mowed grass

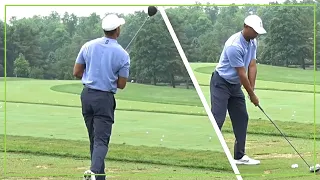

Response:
(2, 102), (222, 151)
(3, 77), (318, 124)
(51, 83), (202, 106)
(1, 100), (318, 154)
(1, 63), (320, 179)
(198, 86), (319, 124)
(1, 152), (317, 180)
(0, 79), (206, 116)
(1, 134), (319, 179)
(1, 152), (235, 180)
(191, 63), (320, 93)
(49, 82), (319, 125)
(193, 63), (320, 86)
(188, 63), (319, 124)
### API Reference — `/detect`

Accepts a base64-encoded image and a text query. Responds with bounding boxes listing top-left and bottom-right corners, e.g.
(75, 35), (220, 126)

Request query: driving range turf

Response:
(0, 63), (319, 179)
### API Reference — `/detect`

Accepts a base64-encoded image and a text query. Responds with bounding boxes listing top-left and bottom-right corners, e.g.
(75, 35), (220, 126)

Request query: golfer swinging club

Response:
(73, 14), (130, 180)
(210, 15), (266, 165)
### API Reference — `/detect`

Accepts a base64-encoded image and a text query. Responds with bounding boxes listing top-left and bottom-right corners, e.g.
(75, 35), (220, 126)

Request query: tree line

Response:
(0, 0), (318, 88)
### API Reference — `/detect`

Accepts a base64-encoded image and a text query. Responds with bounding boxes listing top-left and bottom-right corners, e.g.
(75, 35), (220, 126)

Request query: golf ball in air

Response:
(146, 132), (149, 134)
(291, 164), (298, 168)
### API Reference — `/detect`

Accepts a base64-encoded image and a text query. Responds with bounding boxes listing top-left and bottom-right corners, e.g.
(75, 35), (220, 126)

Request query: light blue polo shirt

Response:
(75, 37), (130, 94)
(215, 31), (257, 84)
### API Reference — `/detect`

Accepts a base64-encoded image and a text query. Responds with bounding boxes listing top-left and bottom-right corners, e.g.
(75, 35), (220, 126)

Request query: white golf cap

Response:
(101, 14), (125, 31)
(244, 15), (267, 34)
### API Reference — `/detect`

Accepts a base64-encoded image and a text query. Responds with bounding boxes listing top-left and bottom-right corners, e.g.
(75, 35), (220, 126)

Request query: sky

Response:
(0, 0), (292, 22)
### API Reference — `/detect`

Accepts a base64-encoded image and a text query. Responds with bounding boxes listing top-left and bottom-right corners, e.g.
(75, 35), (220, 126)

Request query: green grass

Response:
(194, 63), (320, 85)
(49, 82), (320, 124)
(190, 63), (320, 93)
(4, 78), (319, 124)
(51, 82), (202, 106)
(1, 134), (319, 179)
(0, 80), (206, 115)
(198, 86), (320, 124)
(1, 101), (318, 150)
(1, 63), (319, 180)
(2, 102), (221, 151)
(1, 135), (229, 171)
(1, 152), (235, 180)
(0, 77), (36, 81)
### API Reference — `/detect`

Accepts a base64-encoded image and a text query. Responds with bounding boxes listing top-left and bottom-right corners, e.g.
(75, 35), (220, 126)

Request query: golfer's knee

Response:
(94, 131), (111, 145)
(213, 110), (226, 126)
(213, 114), (225, 129)
(243, 112), (249, 122)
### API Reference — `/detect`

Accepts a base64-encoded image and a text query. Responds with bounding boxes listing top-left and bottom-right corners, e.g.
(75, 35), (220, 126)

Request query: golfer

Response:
(73, 14), (130, 180)
(210, 15), (266, 165)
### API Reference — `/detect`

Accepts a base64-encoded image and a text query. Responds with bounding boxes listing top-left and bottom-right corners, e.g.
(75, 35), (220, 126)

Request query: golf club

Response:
(124, 6), (158, 51)
(257, 104), (319, 173)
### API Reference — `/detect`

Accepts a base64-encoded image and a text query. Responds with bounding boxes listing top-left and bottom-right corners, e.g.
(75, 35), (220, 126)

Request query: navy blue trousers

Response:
(210, 71), (249, 160)
(80, 87), (116, 180)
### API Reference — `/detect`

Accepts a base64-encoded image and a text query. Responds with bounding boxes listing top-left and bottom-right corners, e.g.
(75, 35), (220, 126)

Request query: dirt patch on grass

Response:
(76, 166), (87, 170)
(107, 168), (122, 173)
(264, 170), (271, 174)
(36, 165), (48, 169)
(255, 152), (313, 159)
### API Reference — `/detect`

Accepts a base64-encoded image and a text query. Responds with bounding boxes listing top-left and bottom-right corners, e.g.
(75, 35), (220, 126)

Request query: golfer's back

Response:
(77, 37), (130, 94)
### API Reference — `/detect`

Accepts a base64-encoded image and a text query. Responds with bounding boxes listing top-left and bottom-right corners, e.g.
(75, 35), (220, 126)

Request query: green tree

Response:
(29, 67), (44, 79)
(0, 64), (3, 77)
(260, 5), (313, 68)
(13, 53), (30, 77)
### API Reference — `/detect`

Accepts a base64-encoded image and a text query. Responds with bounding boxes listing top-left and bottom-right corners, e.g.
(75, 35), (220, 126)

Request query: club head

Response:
(309, 164), (320, 173)
(148, 6), (158, 17)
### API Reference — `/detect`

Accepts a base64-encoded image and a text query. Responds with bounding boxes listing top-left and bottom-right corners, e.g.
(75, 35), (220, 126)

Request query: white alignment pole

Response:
(158, 6), (243, 180)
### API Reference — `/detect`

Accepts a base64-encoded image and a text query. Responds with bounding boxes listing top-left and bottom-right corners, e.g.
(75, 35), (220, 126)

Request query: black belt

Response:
(83, 85), (115, 94)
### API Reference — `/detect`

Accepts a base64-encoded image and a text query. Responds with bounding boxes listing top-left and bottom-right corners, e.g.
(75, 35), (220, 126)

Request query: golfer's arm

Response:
(117, 76), (127, 89)
(236, 67), (255, 97)
(73, 63), (85, 79)
(117, 54), (130, 89)
(73, 45), (86, 79)
(227, 46), (255, 96)
(248, 59), (257, 90)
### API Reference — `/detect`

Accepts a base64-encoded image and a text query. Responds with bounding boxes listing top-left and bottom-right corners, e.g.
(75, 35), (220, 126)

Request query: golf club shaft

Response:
(257, 105), (311, 168)
(125, 16), (150, 51)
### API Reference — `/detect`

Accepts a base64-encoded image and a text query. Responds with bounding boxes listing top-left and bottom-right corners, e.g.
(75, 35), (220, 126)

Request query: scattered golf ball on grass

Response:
(291, 164), (298, 168)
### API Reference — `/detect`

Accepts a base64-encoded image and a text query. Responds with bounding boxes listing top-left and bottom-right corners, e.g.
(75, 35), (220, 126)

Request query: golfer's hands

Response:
(249, 93), (259, 106)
